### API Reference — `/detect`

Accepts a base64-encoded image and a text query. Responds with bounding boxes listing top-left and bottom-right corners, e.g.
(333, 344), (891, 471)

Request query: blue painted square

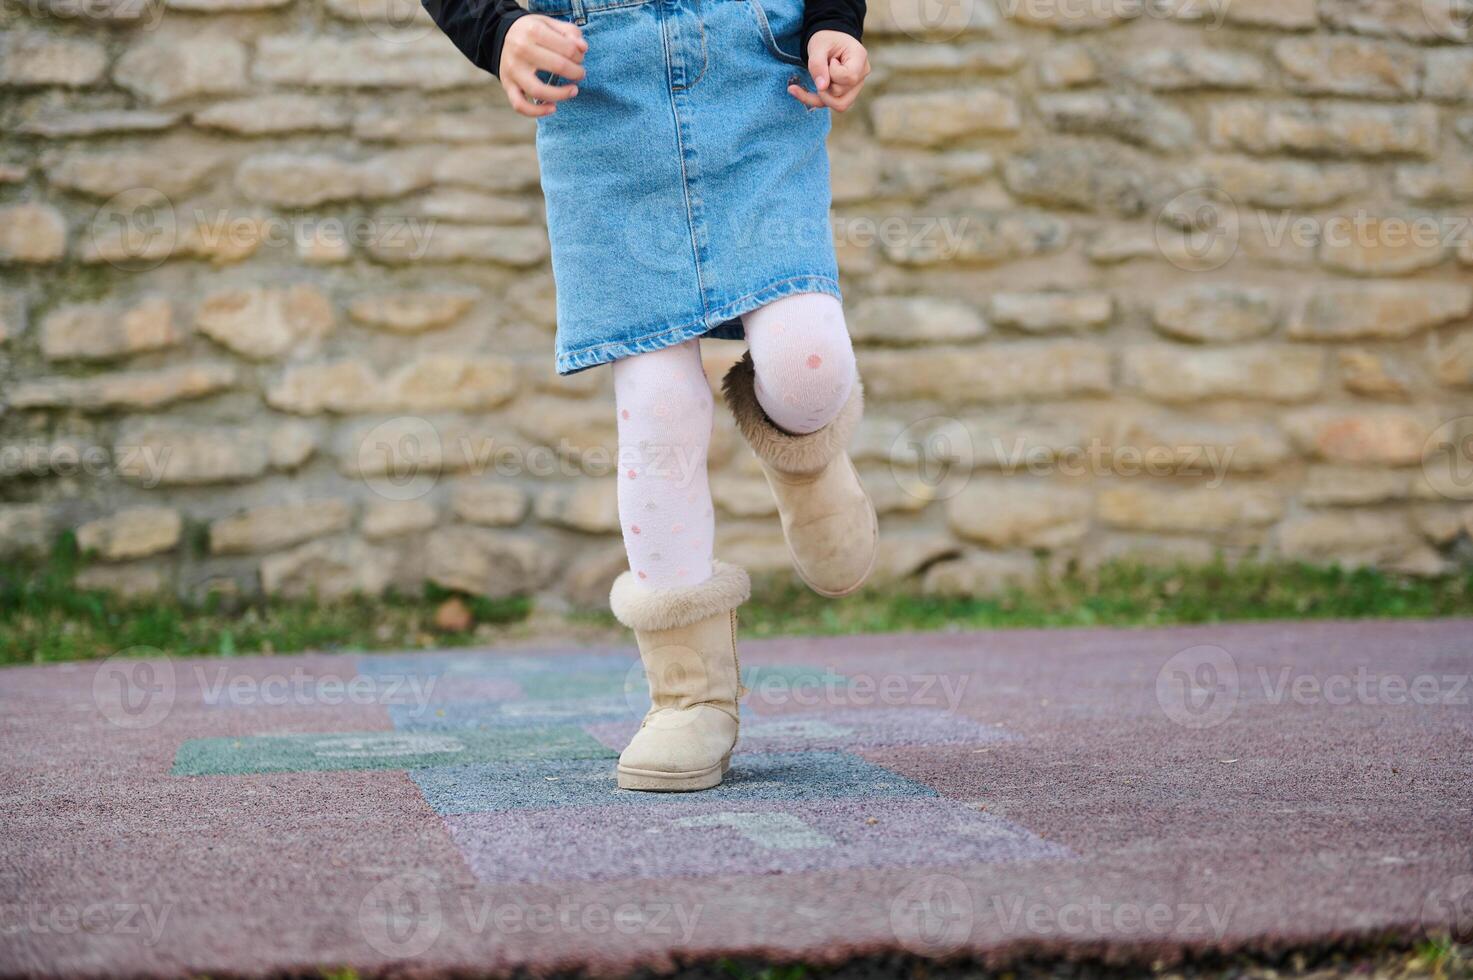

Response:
(411, 750), (937, 815)
(357, 650), (634, 681)
(390, 695), (636, 731)
(519, 670), (630, 701)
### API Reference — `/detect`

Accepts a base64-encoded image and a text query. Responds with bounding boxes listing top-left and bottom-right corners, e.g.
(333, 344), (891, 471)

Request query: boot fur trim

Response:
(609, 561), (751, 632)
(721, 351), (863, 476)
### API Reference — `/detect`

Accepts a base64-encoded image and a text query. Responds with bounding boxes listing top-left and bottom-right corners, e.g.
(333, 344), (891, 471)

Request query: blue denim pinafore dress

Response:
(530, 0), (842, 374)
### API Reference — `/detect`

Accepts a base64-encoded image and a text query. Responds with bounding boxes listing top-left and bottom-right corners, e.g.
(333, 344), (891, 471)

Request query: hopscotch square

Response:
(445, 796), (1071, 883)
(172, 726), (616, 776)
(412, 751), (937, 815)
(390, 695), (634, 731)
(356, 650), (634, 681)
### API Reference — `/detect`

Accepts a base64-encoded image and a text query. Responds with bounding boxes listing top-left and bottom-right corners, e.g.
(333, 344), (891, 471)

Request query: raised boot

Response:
(609, 561), (749, 791)
(722, 352), (878, 597)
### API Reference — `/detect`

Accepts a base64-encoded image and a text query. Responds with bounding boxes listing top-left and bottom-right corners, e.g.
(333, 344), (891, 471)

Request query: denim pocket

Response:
(744, 0), (805, 66)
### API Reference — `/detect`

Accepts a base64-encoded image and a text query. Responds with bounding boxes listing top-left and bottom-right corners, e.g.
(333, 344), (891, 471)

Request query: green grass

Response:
(3, 535), (1471, 666)
(735, 560), (1473, 639)
(0, 534), (532, 667)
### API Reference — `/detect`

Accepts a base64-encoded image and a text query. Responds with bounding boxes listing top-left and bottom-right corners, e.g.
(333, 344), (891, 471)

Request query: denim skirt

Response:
(530, 0), (842, 374)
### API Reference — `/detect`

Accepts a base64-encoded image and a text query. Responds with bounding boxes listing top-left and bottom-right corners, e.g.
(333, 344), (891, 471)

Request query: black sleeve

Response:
(422, 0), (530, 78)
(800, 0), (865, 60)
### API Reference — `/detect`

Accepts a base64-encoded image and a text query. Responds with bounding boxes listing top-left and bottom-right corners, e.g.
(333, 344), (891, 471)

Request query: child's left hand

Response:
(789, 31), (871, 112)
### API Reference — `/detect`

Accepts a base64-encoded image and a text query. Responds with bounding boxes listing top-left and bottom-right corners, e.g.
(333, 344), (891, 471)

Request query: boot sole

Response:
(616, 754), (731, 792)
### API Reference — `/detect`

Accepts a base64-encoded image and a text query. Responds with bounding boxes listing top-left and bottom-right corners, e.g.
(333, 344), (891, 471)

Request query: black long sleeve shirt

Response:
(422, 0), (865, 79)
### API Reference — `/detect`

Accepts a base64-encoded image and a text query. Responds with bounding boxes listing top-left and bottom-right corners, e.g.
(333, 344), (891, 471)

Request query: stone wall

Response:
(1, 0), (1472, 606)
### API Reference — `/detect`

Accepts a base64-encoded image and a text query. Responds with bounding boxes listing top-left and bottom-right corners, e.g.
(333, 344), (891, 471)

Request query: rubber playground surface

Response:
(3, 618), (1471, 977)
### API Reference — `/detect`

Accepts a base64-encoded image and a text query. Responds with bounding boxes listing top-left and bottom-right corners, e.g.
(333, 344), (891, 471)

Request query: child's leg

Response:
(725, 292), (875, 597)
(611, 339), (716, 589)
(742, 292), (857, 435)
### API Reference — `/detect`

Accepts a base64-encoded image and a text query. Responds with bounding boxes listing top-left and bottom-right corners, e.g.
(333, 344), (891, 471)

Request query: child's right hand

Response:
(500, 15), (587, 117)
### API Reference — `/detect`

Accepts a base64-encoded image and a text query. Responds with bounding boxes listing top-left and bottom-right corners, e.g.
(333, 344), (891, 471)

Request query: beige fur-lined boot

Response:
(722, 353), (878, 598)
(609, 561), (750, 791)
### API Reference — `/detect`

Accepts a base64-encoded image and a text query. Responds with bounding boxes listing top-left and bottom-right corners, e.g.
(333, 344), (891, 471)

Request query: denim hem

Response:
(554, 274), (842, 375)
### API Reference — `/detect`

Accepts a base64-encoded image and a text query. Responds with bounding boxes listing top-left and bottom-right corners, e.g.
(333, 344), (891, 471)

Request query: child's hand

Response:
(788, 31), (870, 112)
(500, 15), (588, 117)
